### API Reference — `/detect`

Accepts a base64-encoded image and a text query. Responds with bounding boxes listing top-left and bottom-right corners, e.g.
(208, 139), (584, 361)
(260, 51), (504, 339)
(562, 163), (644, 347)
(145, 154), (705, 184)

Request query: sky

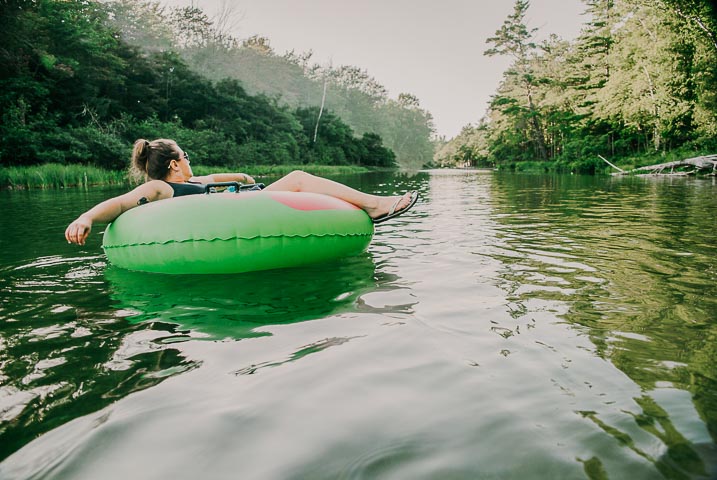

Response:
(160, 0), (587, 138)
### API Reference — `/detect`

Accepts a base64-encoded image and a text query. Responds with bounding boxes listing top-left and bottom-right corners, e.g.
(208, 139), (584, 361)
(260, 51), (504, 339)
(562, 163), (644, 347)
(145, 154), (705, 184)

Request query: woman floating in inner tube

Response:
(65, 138), (419, 245)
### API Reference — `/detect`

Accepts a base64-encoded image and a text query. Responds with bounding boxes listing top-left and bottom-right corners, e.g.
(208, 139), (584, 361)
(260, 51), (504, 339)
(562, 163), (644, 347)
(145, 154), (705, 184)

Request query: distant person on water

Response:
(65, 138), (418, 245)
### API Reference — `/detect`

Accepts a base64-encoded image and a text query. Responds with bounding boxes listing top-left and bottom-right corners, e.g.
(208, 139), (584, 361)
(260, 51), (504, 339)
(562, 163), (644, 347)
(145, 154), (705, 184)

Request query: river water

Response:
(0, 170), (716, 479)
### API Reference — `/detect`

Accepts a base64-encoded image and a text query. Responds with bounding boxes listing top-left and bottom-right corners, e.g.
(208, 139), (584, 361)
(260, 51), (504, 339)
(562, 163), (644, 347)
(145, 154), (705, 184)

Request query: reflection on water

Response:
(489, 174), (717, 478)
(0, 171), (716, 479)
(105, 254), (393, 341)
(0, 252), (197, 460)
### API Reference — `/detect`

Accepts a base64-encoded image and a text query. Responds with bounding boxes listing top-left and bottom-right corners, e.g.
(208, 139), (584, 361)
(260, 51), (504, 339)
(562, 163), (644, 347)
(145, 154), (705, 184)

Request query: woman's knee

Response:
(283, 170), (311, 190)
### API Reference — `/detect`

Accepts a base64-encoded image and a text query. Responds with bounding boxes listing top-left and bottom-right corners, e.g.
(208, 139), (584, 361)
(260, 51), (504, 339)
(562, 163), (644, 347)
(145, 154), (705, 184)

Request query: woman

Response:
(65, 138), (418, 245)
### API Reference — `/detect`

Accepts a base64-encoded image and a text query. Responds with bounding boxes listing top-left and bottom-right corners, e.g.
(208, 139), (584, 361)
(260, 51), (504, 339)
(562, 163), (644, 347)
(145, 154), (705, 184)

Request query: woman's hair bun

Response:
(129, 138), (178, 182)
(131, 138), (151, 177)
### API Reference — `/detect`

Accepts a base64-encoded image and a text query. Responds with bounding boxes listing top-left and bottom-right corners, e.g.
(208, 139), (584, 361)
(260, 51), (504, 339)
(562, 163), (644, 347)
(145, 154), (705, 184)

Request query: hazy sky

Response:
(160, 0), (586, 138)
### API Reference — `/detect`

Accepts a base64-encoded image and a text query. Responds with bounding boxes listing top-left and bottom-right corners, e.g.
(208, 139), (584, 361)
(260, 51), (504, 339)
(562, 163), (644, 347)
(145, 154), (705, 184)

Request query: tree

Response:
(656, 0), (717, 140)
(657, 0), (717, 52)
(1, 0), (407, 170)
(485, 0), (548, 161)
(594, 2), (692, 151)
(105, 0), (174, 52)
(578, 0), (614, 88)
(376, 95), (435, 169)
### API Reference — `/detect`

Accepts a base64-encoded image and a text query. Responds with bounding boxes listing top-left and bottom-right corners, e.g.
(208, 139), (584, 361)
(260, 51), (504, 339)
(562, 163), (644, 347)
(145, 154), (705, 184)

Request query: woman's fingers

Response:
(66, 225), (77, 245)
(76, 225), (88, 245)
(65, 225), (76, 244)
(65, 221), (90, 245)
(79, 226), (90, 245)
(74, 226), (83, 245)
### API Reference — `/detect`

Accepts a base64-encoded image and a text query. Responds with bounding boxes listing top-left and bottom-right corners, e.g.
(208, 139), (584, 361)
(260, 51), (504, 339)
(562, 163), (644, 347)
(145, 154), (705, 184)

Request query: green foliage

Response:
(434, 123), (492, 167)
(485, 0), (549, 161)
(0, 0), (401, 175)
(294, 107), (396, 167)
(442, 0), (717, 171)
(163, 31), (435, 168)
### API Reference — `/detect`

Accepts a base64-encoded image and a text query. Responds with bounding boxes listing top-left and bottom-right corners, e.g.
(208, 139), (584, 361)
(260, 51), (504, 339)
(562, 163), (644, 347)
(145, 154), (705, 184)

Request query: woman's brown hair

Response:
(130, 138), (180, 181)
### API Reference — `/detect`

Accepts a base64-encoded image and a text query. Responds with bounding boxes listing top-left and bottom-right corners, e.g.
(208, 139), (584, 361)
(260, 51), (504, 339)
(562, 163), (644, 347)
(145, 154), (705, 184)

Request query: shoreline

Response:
(0, 164), (376, 190)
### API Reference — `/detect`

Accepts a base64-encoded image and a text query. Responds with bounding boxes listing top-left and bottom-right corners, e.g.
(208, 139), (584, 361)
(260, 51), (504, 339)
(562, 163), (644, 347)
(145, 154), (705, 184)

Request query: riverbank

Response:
(492, 147), (717, 175)
(0, 164), (373, 189)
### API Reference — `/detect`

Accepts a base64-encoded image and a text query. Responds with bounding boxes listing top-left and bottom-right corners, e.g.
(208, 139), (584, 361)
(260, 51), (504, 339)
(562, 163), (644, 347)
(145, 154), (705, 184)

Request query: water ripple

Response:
(1, 173), (716, 478)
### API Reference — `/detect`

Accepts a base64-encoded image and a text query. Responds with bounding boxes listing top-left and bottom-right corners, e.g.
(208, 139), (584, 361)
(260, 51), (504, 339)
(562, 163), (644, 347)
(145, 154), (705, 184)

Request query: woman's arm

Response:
(191, 173), (255, 184)
(65, 180), (171, 245)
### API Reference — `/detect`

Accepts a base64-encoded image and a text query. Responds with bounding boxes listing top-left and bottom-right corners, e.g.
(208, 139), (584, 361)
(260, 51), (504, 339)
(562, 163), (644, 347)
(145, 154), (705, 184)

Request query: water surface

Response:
(1, 171), (715, 479)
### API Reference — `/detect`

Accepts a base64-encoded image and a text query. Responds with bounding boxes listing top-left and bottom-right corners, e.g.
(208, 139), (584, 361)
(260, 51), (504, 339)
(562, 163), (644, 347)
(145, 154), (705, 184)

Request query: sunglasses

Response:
(169, 152), (190, 169)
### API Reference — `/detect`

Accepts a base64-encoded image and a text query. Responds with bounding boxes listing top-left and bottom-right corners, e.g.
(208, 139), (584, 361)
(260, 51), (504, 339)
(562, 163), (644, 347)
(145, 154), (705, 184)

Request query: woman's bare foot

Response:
(368, 191), (418, 223)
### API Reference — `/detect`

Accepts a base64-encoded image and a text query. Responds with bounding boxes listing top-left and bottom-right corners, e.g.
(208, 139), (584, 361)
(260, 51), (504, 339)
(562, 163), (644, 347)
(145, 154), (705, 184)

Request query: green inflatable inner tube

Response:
(102, 191), (374, 274)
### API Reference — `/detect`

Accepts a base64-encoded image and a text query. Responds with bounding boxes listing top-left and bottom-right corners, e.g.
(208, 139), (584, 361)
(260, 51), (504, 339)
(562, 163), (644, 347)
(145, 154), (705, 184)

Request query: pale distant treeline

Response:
(106, 0), (435, 169)
(436, 0), (717, 173)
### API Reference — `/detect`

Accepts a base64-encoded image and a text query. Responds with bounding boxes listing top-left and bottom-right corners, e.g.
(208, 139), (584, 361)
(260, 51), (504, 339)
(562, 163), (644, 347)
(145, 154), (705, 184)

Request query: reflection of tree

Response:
(489, 174), (717, 474)
(581, 395), (711, 479)
(232, 336), (362, 376)
(0, 259), (195, 461)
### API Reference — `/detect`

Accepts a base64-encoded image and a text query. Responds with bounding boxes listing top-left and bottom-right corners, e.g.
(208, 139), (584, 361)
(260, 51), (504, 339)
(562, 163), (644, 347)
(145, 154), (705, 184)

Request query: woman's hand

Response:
(65, 216), (93, 245)
(242, 173), (255, 184)
(63, 181), (170, 246)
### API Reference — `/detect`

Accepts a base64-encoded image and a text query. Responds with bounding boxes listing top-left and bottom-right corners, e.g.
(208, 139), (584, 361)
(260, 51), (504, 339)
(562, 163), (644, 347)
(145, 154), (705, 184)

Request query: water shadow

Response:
(105, 254), (383, 340)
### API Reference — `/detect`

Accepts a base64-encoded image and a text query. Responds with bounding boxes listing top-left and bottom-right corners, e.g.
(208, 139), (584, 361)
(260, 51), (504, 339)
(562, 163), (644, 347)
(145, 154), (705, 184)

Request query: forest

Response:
(436, 0), (717, 173)
(5, 0), (716, 177)
(0, 0), (436, 174)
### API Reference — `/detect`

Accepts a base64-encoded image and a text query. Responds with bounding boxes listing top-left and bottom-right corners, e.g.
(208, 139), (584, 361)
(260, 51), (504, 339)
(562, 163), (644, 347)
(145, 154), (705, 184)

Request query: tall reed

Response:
(0, 164), (129, 189)
(1, 163), (371, 190)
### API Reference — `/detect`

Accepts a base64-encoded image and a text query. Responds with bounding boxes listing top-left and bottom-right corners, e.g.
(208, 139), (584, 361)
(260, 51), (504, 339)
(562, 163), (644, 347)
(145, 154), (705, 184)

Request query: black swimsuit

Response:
(164, 181), (205, 197)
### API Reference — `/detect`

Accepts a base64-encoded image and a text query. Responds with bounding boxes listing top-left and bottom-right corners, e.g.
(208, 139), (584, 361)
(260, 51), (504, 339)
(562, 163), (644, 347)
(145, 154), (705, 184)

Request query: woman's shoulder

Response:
(143, 179), (171, 190)
(135, 179), (173, 199)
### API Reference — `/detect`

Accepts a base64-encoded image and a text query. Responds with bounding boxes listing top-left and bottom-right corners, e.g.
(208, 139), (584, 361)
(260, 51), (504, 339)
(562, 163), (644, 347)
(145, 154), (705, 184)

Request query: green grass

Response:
(494, 161), (563, 173)
(1, 163), (372, 189)
(0, 164), (130, 189)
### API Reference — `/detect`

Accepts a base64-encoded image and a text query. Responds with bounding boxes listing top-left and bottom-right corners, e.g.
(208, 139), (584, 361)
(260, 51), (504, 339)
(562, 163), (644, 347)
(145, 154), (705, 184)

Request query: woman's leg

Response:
(264, 170), (413, 220)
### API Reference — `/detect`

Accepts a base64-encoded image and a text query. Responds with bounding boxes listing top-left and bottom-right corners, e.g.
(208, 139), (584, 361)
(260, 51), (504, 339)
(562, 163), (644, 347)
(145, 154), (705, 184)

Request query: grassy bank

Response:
(0, 164), (130, 189)
(596, 147), (716, 173)
(493, 146), (717, 175)
(0, 163), (372, 189)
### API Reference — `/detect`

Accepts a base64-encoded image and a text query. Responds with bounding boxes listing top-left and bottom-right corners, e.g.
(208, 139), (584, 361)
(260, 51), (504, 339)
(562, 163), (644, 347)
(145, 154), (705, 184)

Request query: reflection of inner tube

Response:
(102, 192), (374, 274)
(104, 255), (378, 339)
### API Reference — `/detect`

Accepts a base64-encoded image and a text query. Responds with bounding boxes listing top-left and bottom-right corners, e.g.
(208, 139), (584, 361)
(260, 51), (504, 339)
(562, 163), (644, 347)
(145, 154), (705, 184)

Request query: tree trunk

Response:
(526, 83), (548, 160)
(641, 65), (661, 151)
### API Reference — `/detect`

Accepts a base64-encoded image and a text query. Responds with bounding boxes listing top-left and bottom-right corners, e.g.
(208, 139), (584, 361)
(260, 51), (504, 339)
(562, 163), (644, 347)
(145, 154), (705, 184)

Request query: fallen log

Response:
(609, 154), (717, 176)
